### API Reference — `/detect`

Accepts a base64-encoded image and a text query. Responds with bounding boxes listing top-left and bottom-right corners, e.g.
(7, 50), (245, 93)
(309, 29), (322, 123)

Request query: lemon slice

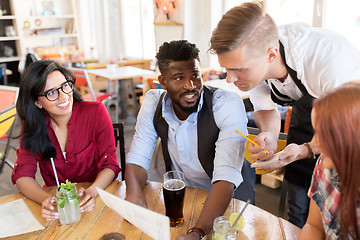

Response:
(230, 212), (245, 230)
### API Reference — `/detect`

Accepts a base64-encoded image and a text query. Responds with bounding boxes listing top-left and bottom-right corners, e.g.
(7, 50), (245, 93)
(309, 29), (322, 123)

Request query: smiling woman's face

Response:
(35, 70), (74, 118)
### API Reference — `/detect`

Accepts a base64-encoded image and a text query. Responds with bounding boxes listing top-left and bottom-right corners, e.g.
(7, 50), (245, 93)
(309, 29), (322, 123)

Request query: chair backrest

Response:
(0, 85), (19, 137)
(113, 123), (126, 181)
(148, 77), (162, 89)
(284, 107), (292, 134)
(0, 63), (7, 85)
(68, 67), (97, 101)
(24, 53), (39, 70)
(244, 127), (287, 174)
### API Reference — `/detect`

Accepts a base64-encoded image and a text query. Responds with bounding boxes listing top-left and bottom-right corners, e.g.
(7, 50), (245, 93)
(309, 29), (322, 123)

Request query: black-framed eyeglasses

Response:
(39, 81), (74, 101)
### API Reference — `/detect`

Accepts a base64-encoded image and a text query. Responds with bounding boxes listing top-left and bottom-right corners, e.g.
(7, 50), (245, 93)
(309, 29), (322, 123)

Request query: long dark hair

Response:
(16, 60), (83, 160)
(313, 81), (360, 239)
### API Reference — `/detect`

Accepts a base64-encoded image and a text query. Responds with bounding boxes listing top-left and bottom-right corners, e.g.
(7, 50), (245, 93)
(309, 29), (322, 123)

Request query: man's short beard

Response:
(174, 97), (200, 115)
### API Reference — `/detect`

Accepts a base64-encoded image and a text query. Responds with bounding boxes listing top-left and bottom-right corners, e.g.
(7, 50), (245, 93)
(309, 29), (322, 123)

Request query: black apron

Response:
(268, 42), (317, 189)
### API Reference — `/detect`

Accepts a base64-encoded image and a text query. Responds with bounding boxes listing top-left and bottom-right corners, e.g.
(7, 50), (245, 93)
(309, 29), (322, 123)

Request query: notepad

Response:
(251, 151), (283, 168)
(0, 199), (44, 238)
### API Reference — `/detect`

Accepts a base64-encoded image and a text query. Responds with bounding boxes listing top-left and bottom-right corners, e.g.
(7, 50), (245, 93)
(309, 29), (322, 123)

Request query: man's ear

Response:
(34, 100), (43, 109)
(158, 75), (167, 90)
(266, 47), (279, 63)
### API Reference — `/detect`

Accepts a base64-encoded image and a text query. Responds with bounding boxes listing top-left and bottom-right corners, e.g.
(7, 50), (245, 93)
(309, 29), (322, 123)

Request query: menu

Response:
(0, 199), (44, 238)
(97, 188), (170, 240)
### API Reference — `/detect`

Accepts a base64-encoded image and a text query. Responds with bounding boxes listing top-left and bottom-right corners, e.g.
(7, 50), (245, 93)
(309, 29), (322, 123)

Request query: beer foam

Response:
(163, 179), (185, 191)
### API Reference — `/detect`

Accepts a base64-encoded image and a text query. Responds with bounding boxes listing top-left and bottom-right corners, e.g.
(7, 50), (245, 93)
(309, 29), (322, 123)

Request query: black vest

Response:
(153, 86), (219, 179)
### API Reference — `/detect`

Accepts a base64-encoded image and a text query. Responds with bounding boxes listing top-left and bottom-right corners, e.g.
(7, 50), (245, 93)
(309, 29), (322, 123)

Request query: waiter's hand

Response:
(249, 132), (278, 160)
(255, 143), (308, 171)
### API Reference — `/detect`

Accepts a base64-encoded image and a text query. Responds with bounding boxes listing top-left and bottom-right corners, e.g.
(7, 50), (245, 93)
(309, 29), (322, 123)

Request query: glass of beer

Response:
(163, 170), (186, 227)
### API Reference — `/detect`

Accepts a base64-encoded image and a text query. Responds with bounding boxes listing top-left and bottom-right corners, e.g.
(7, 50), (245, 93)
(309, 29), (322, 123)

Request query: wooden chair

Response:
(69, 67), (120, 122)
(0, 85), (19, 172)
(113, 123), (126, 181)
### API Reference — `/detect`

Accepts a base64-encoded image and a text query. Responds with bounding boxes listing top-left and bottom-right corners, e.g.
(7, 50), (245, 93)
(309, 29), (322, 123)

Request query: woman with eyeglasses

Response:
(12, 60), (120, 221)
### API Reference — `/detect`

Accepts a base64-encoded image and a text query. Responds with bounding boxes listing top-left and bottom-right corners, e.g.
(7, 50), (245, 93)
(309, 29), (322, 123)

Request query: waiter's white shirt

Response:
(250, 22), (360, 111)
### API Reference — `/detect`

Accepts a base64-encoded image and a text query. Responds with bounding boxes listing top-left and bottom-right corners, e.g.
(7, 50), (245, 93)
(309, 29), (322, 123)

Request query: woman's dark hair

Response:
(16, 60), (82, 160)
(156, 40), (200, 74)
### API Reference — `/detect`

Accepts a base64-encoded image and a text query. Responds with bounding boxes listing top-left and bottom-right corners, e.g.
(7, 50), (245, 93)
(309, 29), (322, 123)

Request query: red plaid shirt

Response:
(308, 157), (360, 239)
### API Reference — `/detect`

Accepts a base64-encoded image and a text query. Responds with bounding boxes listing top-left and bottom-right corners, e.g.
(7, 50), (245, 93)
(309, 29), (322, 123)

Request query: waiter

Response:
(209, 2), (360, 228)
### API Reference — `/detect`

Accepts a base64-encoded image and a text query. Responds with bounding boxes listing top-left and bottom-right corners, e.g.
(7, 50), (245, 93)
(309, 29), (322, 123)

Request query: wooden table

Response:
(0, 181), (300, 239)
(88, 66), (154, 121)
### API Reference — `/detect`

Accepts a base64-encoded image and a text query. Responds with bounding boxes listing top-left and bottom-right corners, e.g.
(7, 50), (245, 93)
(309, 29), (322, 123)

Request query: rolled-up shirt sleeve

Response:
(249, 81), (277, 111)
(11, 147), (39, 184)
(126, 90), (162, 170)
(212, 90), (249, 188)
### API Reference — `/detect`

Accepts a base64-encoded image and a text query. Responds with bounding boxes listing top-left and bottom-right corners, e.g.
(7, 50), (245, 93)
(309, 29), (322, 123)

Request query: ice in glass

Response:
(56, 180), (81, 225)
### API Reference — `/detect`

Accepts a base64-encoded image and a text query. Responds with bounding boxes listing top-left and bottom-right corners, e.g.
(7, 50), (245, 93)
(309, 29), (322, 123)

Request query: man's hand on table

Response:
(125, 189), (148, 208)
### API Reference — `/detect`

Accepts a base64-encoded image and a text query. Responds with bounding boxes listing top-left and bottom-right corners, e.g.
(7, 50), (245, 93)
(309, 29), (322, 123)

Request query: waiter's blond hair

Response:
(210, 1), (278, 58)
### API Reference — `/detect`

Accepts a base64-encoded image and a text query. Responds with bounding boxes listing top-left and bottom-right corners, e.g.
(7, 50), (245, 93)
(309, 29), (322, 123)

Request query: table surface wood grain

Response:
(0, 181), (300, 240)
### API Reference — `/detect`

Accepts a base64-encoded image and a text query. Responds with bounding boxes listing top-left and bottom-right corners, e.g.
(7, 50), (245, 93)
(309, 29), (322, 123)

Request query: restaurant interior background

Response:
(0, 0), (359, 85)
(0, 0), (360, 216)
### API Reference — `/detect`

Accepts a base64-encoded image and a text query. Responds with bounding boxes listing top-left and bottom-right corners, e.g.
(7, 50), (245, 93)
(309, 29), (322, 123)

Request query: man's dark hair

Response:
(156, 40), (200, 73)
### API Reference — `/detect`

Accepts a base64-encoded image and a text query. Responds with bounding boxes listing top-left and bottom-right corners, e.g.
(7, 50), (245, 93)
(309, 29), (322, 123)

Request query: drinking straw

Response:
(50, 157), (60, 188)
(231, 199), (250, 229)
(235, 130), (269, 154)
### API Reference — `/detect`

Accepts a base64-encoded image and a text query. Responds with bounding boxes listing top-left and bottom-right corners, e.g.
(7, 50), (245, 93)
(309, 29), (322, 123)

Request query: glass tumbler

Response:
(56, 188), (81, 225)
(213, 216), (238, 240)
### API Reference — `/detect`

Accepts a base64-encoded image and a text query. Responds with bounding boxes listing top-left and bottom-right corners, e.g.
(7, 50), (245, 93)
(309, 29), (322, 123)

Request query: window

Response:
(120, 0), (155, 59)
(323, 0), (360, 49)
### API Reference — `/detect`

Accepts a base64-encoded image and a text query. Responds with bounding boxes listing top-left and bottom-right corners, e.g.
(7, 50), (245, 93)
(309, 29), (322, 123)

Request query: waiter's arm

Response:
(254, 109), (281, 137)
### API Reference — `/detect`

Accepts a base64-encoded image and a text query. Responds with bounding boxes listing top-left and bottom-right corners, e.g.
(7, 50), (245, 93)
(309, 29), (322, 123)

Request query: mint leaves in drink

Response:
(57, 180), (78, 208)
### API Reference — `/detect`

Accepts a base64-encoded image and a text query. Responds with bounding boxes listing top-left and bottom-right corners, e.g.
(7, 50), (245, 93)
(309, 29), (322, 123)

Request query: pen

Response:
(235, 130), (269, 154)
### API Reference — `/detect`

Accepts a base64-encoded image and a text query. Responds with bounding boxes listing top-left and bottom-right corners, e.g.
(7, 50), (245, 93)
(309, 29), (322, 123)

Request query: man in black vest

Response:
(125, 40), (255, 239)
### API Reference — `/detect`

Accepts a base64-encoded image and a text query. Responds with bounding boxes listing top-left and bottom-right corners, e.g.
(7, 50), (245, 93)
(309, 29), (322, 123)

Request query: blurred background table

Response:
(0, 180), (300, 240)
(87, 66), (154, 121)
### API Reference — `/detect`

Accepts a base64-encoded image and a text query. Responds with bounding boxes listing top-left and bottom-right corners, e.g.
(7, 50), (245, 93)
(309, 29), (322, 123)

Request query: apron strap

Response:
(279, 41), (310, 96)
